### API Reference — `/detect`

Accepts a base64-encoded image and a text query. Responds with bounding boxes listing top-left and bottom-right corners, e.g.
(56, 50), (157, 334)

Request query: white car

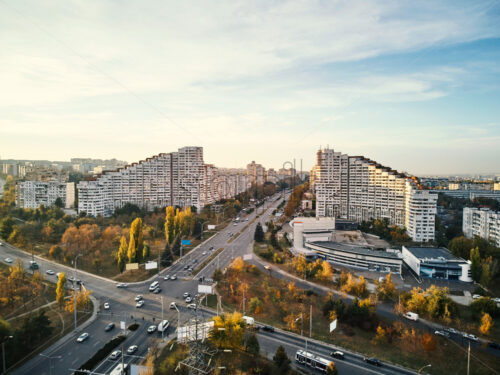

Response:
(171, 275), (177, 280)
(202, 251), (207, 255)
(472, 294), (481, 299)
(4, 258), (13, 264)
(494, 298), (500, 304)
(187, 303), (197, 309)
(46, 270), (55, 275)
(116, 283), (128, 288)
(164, 275), (170, 280)
(466, 334), (479, 342)
(434, 330), (450, 338)
(185, 297), (193, 303)
(135, 295), (143, 302)
(147, 325), (157, 334)
(136, 300), (145, 308)
(110, 350), (121, 360)
(104, 303), (110, 310)
(170, 302), (177, 309)
(76, 332), (89, 343)
(127, 345), (138, 354)
(183, 292), (190, 298)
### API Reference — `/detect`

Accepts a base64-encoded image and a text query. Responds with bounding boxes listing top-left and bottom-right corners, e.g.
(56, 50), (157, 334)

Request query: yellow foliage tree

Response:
(319, 260), (333, 281)
(210, 312), (245, 348)
(479, 312), (493, 335)
(406, 287), (426, 313)
(165, 206), (175, 244)
(65, 289), (92, 313)
(420, 333), (436, 352)
(56, 272), (66, 308)
(232, 257), (245, 272)
(374, 325), (387, 344)
(375, 273), (396, 300)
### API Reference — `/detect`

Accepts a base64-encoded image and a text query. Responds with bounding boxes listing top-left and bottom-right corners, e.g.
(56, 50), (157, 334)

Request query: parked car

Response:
(164, 275), (170, 280)
(105, 323), (115, 332)
(46, 269), (55, 275)
(493, 297), (500, 304)
(187, 303), (197, 309)
(135, 295), (143, 301)
(4, 258), (13, 264)
(153, 287), (161, 294)
(446, 327), (459, 334)
(76, 333), (89, 343)
(127, 345), (138, 354)
(136, 300), (145, 308)
(188, 267), (193, 272)
(116, 283), (128, 288)
(171, 274), (177, 280)
(209, 246), (214, 250)
(104, 302), (110, 310)
(434, 330), (450, 338)
(183, 292), (190, 298)
(262, 325), (274, 332)
(472, 294), (481, 299)
(364, 357), (382, 366)
(170, 302), (177, 309)
(110, 350), (121, 360)
(202, 251), (207, 255)
(147, 325), (157, 334)
(183, 265), (189, 270)
(330, 351), (344, 359)
(185, 297), (193, 303)
(465, 334), (479, 342)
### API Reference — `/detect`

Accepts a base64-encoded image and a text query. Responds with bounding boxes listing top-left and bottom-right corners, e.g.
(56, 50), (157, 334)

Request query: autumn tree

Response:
(232, 257), (245, 272)
(117, 236), (127, 273)
(56, 272), (66, 308)
(210, 312), (245, 349)
(420, 333), (436, 352)
(165, 206), (175, 244)
(65, 289), (92, 313)
(373, 325), (387, 344)
(128, 218), (143, 263)
(142, 243), (150, 260)
(318, 260), (333, 281)
(375, 273), (396, 300)
(479, 312), (493, 335)
(249, 297), (263, 314)
(326, 362), (338, 375)
(48, 245), (63, 260)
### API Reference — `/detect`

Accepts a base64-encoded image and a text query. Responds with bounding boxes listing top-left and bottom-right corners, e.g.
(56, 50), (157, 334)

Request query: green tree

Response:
(213, 268), (223, 282)
(273, 345), (290, 374)
(56, 272), (66, 308)
(171, 235), (181, 256)
(254, 222), (264, 242)
(245, 333), (260, 355)
(0, 318), (12, 343)
(160, 242), (173, 267)
(480, 256), (497, 288)
(448, 236), (473, 259)
(142, 243), (150, 260)
(470, 247), (482, 282)
(129, 218), (143, 263)
(0, 217), (15, 239)
(54, 197), (64, 208)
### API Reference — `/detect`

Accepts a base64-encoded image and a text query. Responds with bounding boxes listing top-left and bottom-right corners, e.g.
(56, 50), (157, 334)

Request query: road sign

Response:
(145, 261), (158, 270)
(126, 263), (139, 270)
(181, 239), (191, 246)
(207, 224), (216, 230)
(243, 254), (252, 261)
(120, 321), (126, 330)
(329, 319), (337, 332)
(198, 284), (213, 294)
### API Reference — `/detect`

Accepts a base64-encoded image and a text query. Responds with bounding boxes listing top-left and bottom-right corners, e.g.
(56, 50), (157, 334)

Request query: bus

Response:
(295, 350), (334, 373)
(109, 363), (129, 375)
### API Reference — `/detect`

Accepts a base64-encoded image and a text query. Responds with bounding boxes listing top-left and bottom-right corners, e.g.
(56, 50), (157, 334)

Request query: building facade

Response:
(311, 148), (437, 242)
(16, 181), (69, 209)
(463, 207), (500, 247)
(246, 161), (266, 185)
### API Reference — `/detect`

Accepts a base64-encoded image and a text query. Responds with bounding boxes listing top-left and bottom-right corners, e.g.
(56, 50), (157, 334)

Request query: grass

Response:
(212, 261), (500, 375)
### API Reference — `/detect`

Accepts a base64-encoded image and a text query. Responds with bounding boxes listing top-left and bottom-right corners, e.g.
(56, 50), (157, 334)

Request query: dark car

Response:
(330, 351), (344, 360)
(488, 341), (500, 350)
(105, 323), (115, 332)
(262, 325), (275, 332)
(153, 287), (161, 294)
(364, 357), (382, 366)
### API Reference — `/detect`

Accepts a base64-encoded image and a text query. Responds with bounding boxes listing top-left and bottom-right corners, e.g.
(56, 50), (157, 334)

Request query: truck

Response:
(29, 261), (39, 270)
(403, 312), (419, 321)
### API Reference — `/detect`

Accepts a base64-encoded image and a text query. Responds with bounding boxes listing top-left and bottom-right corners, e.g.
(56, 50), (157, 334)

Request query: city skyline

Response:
(1, 1), (500, 174)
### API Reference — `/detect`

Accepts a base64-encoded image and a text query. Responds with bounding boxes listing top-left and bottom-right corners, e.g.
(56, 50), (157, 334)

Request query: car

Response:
(245, 218), (249, 221)
(262, 325), (274, 332)
(76, 333), (89, 343)
(187, 303), (197, 309)
(472, 294), (481, 299)
(183, 292), (190, 298)
(147, 325), (157, 334)
(330, 351), (344, 359)
(0, 242), (3, 246)
(209, 246), (214, 250)
(446, 327), (459, 334)
(109, 350), (121, 360)
(488, 341), (500, 350)
(466, 334), (479, 342)
(264, 265), (270, 270)
(170, 302), (177, 309)
(185, 297), (193, 303)
(104, 303), (110, 310)
(202, 251), (207, 256)
(46, 269), (55, 275)
(149, 281), (160, 291)
(105, 323), (115, 332)
(364, 357), (382, 366)
(188, 268), (193, 272)
(135, 295), (143, 302)
(493, 297), (500, 304)
(4, 258), (13, 264)
(164, 275), (170, 280)
(434, 330), (450, 338)
(136, 300), (145, 308)
(233, 223), (238, 226)
(171, 274), (177, 280)
(153, 287), (161, 294)
(127, 345), (138, 354)
(184, 265), (189, 270)
(192, 259), (198, 263)
(116, 283), (128, 288)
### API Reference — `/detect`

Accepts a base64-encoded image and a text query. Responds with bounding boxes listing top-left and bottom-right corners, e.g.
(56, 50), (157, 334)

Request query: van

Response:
(149, 281), (159, 291)
(403, 312), (419, 321)
(243, 316), (255, 326)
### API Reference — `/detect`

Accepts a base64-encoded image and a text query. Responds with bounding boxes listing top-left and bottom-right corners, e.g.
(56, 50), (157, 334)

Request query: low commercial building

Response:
(305, 241), (403, 273)
(402, 246), (472, 282)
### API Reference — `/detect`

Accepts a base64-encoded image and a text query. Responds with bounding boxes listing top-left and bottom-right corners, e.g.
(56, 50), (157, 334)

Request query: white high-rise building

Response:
(312, 148), (437, 242)
(463, 207), (500, 247)
(77, 147), (250, 217)
(16, 181), (69, 209)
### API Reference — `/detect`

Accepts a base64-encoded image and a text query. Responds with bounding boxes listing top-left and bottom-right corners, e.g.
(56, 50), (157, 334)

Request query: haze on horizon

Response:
(1, 1), (499, 176)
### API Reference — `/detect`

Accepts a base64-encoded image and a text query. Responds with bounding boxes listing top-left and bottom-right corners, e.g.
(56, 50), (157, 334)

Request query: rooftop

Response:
(307, 241), (402, 259)
(404, 246), (465, 262)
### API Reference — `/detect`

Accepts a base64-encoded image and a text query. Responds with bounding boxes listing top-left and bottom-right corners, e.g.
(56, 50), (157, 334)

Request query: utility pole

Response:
(161, 296), (165, 342)
(309, 305), (312, 339)
(242, 287), (245, 315)
(74, 254), (82, 331)
(467, 341), (470, 375)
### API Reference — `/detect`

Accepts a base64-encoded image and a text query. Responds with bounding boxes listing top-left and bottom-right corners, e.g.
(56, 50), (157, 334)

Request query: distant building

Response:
(16, 181), (71, 209)
(311, 147), (437, 242)
(432, 189), (500, 202)
(246, 161), (266, 185)
(402, 246), (472, 282)
(494, 182), (500, 191)
(65, 182), (75, 208)
(301, 199), (313, 210)
(463, 207), (500, 247)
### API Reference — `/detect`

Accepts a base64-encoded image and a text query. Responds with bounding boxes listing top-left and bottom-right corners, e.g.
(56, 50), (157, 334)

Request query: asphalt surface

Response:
(0, 193), (427, 375)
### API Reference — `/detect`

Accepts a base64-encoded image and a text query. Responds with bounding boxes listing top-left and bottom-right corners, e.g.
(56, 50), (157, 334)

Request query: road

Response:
(1, 193), (420, 374)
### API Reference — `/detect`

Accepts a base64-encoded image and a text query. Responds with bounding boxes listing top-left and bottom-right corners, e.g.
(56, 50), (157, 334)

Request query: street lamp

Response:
(295, 314), (308, 352)
(418, 364), (432, 374)
(39, 353), (62, 375)
(1, 336), (13, 374)
(73, 253), (83, 331)
(173, 303), (181, 335)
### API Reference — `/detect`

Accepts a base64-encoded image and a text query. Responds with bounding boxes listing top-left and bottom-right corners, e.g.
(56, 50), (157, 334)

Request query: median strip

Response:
(192, 248), (224, 276)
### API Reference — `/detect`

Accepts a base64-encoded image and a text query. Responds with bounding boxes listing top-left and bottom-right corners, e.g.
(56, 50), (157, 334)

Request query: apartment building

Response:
(312, 148), (437, 242)
(16, 180), (69, 209)
(463, 207), (500, 247)
(246, 161), (266, 185)
(77, 147), (250, 217)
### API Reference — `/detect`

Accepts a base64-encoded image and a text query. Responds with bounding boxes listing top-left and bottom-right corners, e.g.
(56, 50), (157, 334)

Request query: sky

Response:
(1, 0), (499, 175)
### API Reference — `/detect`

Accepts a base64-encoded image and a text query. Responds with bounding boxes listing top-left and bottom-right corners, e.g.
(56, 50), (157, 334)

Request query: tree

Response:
(213, 268), (223, 282)
(56, 272), (66, 308)
(373, 325), (387, 344)
(0, 318), (12, 343)
(54, 197), (64, 208)
(420, 333), (436, 352)
(232, 257), (245, 272)
(470, 247), (482, 282)
(249, 297), (263, 314)
(318, 260), (333, 281)
(117, 236), (127, 273)
(273, 345), (290, 374)
(48, 245), (63, 260)
(129, 218), (143, 263)
(160, 242), (173, 267)
(0, 217), (15, 239)
(254, 222), (264, 242)
(210, 312), (245, 349)
(480, 256), (497, 288)
(171, 235), (181, 256)
(128, 235), (136, 264)
(165, 206), (175, 244)
(448, 236), (473, 259)
(470, 297), (500, 318)
(245, 333), (260, 355)
(479, 312), (493, 335)
(375, 273), (396, 300)
(142, 243), (150, 260)
(326, 362), (338, 375)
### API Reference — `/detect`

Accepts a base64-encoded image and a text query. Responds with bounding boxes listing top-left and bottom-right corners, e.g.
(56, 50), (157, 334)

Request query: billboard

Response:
(181, 239), (191, 246)
(243, 254), (253, 261)
(177, 321), (214, 343)
(207, 224), (216, 230)
(198, 284), (213, 294)
(126, 263), (139, 270)
(329, 319), (337, 332)
(145, 261), (158, 270)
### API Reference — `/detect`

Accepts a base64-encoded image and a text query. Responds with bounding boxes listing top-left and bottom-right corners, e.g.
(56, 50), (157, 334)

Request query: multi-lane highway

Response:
(1, 193), (421, 374)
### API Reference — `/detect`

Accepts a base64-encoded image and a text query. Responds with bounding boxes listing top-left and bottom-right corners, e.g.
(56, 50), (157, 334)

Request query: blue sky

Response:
(0, 0), (499, 175)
